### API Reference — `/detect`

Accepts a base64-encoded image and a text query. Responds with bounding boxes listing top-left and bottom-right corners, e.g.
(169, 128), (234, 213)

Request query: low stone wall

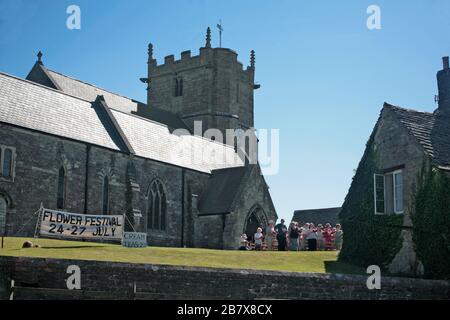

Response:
(0, 256), (449, 300)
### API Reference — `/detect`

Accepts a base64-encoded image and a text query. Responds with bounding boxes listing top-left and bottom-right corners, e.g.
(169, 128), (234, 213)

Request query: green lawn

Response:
(0, 237), (364, 275)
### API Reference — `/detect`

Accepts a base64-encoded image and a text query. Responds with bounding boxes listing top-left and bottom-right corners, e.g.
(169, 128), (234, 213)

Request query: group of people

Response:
(239, 219), (343, 251)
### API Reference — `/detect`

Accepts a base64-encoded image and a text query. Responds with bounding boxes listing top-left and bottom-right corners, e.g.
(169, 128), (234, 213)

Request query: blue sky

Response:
(1, 0), (450, 223)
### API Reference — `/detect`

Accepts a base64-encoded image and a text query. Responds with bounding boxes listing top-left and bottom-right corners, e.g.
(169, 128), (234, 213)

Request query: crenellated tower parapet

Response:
(145, 27), (258, 139)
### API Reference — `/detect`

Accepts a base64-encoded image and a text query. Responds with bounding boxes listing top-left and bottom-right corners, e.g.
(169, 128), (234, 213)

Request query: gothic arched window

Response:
(102, 176), (109, 215)
(0, 195), (7, 235)
(174, 78), (178, 97)
(174, 77), (183, 97)
(179, 78), (183, 96)
(2, 149), (12, 178)
(147, 180), (167, 231)
(57, 166), (66, 209)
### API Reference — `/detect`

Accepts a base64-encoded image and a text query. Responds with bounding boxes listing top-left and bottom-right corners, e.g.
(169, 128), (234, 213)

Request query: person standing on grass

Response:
(300, 223), (310, 250)
(334, 224), (343, 250)
(288, 222), (300, 251)
(316, 224), (324, 250)
(254, 227), (264, 251)
(275, 219), (288, 251)
(323, 223), (334, 250)
(305, 223), (318, 251)
(265, 220), (276, 250)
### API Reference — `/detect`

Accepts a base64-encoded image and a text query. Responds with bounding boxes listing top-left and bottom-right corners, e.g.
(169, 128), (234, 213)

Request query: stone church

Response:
(0, 28), (277, 249)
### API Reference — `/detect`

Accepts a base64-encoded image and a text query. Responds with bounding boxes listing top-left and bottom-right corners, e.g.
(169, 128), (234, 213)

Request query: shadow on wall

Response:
(324, 260), (366, 276)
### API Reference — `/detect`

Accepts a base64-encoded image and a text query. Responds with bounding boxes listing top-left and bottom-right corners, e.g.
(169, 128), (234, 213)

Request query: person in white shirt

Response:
(305, 223), (318, 251)
(300, 223), (310, 250)
(254, 227), (264, 251)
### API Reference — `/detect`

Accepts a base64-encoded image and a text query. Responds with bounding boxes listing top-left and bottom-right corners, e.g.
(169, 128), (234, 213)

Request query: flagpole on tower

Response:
(217, 19), (223, 48)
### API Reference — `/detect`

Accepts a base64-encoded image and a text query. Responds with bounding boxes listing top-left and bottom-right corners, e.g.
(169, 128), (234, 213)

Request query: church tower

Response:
(145, 27), (259, 140)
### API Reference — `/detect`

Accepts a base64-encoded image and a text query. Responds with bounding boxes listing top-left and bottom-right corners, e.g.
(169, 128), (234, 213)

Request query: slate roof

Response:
(0, 72), (243, 173)
(385, 102), (450, 168)
(45, 68), (140, 114)
(26, 62), (190, 131)
(132, 104), (190, 132)
(0, 72), (120, 151)
(198, 166), (249, 214)
(111, 109), (243, 172)
(292, 207), (341, 226)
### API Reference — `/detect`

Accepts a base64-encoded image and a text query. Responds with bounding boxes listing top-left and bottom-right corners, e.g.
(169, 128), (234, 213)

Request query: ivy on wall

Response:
(339, 132), (403, 269)
(412, 165), (450, 279)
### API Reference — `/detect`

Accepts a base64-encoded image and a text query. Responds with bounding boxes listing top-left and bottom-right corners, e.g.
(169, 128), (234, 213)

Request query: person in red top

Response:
(323, 223), (335, 250)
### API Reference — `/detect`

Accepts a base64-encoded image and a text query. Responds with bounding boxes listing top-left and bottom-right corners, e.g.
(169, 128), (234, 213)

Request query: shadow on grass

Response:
(324, 260), (366, 275)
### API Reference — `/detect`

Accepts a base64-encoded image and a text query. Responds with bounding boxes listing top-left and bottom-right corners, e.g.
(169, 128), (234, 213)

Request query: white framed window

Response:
(373, 169), (404, 215)
(393, 171), (404, 214)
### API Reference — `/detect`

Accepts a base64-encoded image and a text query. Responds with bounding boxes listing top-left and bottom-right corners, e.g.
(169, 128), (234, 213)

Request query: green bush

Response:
(339, 133), (403, 269)
(412, 166), (450, 279)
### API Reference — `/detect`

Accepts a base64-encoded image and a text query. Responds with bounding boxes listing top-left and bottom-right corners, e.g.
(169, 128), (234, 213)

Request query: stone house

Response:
(339, 57), (450, 276)
(0, 28), (277, 249)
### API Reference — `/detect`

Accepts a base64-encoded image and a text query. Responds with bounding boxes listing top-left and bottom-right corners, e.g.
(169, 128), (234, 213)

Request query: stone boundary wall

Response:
(0, 256), (449, 300)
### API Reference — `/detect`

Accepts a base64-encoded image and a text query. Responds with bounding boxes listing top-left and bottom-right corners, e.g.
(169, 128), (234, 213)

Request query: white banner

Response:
(37, 208), (124, 242)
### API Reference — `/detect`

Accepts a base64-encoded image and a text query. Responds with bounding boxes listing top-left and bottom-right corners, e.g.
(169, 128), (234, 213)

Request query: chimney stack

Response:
(443, 56), (449, 70)
(437, 56), (450, 112)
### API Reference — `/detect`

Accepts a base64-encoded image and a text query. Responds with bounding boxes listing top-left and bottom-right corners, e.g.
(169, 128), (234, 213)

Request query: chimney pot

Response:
(437, 55), (450, 112)
(443, 56), (449, 70)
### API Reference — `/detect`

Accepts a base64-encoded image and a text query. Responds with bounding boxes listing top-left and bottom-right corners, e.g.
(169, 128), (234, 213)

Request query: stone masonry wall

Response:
(0, 256), (449, 300)
(373, 107), (428, 275)
(0, 124), (88, 236)
(0, 123), (211, 248)
(148, 46), (255, 138)
(223, 165), (277, 250)
(192, 165), (277, 250)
